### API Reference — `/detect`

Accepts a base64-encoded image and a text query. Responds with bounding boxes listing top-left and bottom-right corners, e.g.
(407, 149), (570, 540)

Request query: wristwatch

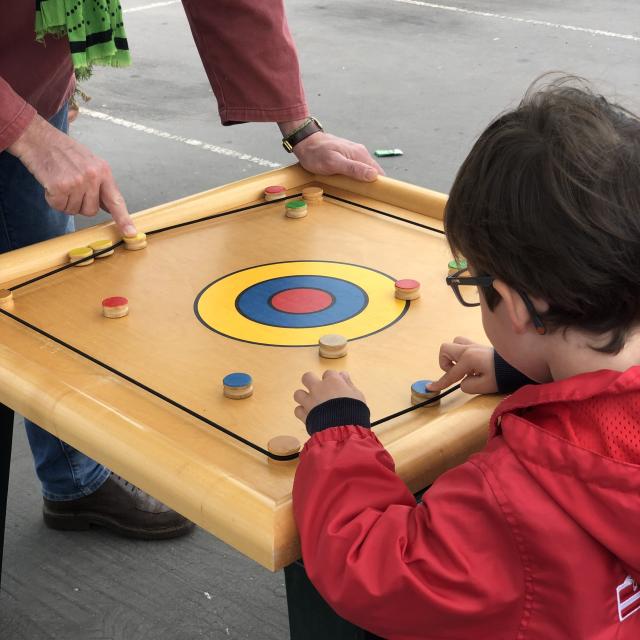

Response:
(282, 117), (323, 152)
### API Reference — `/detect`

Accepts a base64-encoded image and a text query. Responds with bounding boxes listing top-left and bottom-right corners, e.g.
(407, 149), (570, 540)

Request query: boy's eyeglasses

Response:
(446, 269), (547, 335)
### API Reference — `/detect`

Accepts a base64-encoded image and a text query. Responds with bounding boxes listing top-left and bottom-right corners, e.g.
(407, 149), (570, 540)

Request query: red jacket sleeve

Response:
(293, 426), (525, 639)
(0, 76), (36, 152)
(181, 0), (308, 125)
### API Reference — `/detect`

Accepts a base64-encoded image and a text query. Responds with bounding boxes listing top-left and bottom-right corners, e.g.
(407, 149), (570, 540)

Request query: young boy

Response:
(292, 77), (640, 639)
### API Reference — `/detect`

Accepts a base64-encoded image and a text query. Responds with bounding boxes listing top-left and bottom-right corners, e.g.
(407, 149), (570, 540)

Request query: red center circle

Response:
(270, 288), (333, 314)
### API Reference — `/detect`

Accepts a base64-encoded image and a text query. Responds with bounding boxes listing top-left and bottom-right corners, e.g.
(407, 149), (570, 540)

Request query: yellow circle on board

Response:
(195, 261), (408, 347)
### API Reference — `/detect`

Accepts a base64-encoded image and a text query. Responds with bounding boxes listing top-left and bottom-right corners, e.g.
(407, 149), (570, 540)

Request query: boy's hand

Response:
(294, 370), (366, 423)
(427, 337), (498, 395)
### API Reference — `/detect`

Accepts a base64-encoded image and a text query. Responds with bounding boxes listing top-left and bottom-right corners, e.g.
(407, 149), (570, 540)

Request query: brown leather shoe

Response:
(43, 473), (195, 540)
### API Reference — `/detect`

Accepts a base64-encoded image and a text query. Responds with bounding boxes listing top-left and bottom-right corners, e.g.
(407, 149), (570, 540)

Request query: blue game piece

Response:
(411, 380), (435, 395)
(223, 372), (253, 388)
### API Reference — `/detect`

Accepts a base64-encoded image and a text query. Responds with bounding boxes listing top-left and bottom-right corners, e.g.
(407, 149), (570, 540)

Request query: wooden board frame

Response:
(0, 165), (499, 570)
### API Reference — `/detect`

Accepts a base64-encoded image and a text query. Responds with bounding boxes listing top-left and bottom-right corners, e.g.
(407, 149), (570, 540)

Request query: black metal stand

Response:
(285, 560), (383, 640)
(0, 403), (14, 591)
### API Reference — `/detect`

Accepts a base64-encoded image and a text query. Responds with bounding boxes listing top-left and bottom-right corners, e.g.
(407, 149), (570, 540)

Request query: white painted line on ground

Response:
(80, 108), (282, 168)
(122, 1), (180, 14)
(392, 0), (640, 42)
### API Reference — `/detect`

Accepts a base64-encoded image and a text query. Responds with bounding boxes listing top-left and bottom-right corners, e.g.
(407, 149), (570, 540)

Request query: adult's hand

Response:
(8, 114), (137, 236)
(293, 131), (384, 182)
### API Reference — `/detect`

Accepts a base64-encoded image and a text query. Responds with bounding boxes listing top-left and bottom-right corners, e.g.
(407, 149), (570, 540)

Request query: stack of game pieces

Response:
(90, 239), (115, 258)
(123, 232), (148, 251)
(302, 186), (323, 205)
(68, 246), (94, 266)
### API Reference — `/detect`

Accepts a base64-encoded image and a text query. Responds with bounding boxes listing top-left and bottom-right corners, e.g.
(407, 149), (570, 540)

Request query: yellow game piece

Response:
(267, 435), (301, 464)
(302, 186), (324, 204)
(395, 279), (421, 301)
(123, 232), (147, 251)
(285, 200), (308, 219)
(0, 289), (13, 307)
(319, 334), (348, 359)
(90, 239), (114, 257)
(410, 380), (440, 407)
(68, 247), (94, 266)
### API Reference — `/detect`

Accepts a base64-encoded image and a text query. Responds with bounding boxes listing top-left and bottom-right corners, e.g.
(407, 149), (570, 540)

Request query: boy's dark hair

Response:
(444, 75), (640, 353)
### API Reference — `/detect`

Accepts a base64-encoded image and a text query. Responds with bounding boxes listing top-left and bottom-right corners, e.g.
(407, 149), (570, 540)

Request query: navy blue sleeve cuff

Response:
(305, 398), (371, 435)
(494, 351), (537, 394)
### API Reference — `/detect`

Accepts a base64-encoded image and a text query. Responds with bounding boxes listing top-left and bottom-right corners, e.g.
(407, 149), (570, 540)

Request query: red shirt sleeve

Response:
(293, 426), (524, 639)
(181, 0), (309, 125)
(0, 76), (36, 152)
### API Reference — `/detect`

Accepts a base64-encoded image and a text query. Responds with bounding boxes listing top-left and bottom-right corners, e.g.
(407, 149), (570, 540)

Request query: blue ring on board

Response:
(235, 275), (368, 328)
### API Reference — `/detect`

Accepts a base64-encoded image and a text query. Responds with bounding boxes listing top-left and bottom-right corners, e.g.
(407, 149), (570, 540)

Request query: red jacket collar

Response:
(490, 365), (640, 436)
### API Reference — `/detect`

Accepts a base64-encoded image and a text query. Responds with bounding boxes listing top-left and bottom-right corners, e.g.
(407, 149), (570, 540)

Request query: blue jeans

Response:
(0, 105), (110, 500)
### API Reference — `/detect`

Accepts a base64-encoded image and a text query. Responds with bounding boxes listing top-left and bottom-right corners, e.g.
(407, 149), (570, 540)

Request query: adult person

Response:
(0, 1), (382, 539)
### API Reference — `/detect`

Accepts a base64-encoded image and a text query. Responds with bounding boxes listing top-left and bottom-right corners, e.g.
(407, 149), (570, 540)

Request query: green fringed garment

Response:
(35, 0), (131, 79)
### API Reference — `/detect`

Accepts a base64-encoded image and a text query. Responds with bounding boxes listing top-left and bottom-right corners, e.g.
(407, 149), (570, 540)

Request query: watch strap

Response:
(282, 117), (323, 152)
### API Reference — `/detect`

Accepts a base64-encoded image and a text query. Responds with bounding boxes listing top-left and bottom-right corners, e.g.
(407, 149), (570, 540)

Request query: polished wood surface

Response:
(0, 165), (499, 570)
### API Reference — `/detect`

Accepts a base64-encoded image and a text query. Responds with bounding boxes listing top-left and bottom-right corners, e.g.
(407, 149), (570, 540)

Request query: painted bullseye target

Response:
(195, 261), (408, 346)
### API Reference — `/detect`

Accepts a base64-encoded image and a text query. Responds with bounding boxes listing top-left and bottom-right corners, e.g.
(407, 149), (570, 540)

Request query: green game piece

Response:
(448, 258), (468, 270)
(286, 200), (307, 209)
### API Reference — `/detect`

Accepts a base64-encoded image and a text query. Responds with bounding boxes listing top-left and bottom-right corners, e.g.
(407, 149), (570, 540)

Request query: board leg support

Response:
(284, 560), (383, 640)
(0, 403), (14, 592)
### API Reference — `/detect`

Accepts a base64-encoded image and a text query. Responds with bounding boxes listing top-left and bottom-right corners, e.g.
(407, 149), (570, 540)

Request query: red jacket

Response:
(293, 367), (640, 639)
(0, 1), (307, 150)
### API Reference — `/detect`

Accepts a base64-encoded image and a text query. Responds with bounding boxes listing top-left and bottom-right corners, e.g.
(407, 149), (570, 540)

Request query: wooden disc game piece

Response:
(302, 186), (324, 204)
(395, 279), (421, 300)
(448, 258), (468, 275)
(318, 334), (348, 359)
(267, 435), (301, 465)
(0, 289), (13, 307)
(264, 185), (287, 201)
(285, 200), (308, 219)
(68, 246), (94, 266)
(102, 296), (129, 318)
(123, 232), (148, 251)
(223, 372), (254, 399)
(410, 380), (440, 407)
(90, 239), (115, 258)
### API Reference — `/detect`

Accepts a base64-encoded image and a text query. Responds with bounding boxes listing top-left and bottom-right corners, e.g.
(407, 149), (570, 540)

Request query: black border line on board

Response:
(2, 191), (456, 459)
(7, 194), (304, 292)
(0, 307), (298, 462)
(324, 193), (446, 235)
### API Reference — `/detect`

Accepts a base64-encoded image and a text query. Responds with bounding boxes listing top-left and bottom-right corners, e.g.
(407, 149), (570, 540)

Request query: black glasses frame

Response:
(445, 270), (547, 335)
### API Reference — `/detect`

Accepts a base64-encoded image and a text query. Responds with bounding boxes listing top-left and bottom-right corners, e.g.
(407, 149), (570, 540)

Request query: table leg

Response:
(0, 403), (14, 592)
(284, 560), (383, 640)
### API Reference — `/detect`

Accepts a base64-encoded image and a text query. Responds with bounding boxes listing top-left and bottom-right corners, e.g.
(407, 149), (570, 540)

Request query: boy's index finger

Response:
(428, 360), (468, 392)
